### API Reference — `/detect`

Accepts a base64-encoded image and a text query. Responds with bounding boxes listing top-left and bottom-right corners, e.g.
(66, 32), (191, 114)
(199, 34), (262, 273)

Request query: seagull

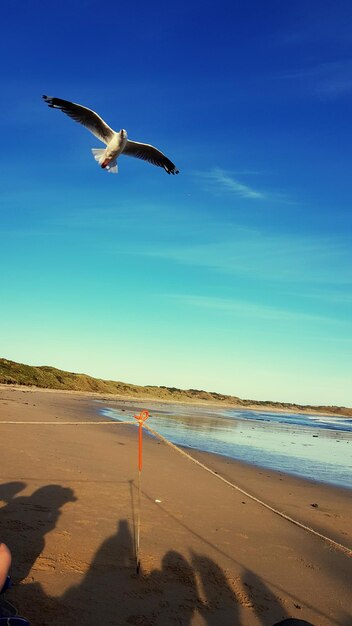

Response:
(42, 96), (179, 175)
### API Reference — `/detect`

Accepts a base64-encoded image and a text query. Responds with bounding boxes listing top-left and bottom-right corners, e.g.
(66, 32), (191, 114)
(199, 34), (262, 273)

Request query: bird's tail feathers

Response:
(106, 161), (118, 174)
(91, 148), (106, 164)
(91, 149), (118, 173)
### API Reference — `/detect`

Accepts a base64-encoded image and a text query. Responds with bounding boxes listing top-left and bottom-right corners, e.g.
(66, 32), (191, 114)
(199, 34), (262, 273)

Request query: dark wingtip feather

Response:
(164, 163), (179, 175)
(42, 95), (54, 107)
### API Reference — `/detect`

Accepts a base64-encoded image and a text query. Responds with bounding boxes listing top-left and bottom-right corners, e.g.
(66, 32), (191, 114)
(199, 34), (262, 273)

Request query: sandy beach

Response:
(0, 386), (351, 626)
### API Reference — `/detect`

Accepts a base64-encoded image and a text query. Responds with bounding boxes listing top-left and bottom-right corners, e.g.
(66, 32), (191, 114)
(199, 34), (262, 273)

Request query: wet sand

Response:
(0, 386), (351, 626)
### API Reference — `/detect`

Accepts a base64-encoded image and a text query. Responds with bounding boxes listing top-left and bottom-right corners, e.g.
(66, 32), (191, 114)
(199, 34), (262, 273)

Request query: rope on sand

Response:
(1, 417), (350, 557)
(0, 421), (136, 425)
(145, 424), (352, 559)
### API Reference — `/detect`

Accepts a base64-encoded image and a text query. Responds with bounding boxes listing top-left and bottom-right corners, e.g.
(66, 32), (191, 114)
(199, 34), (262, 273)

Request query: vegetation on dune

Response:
(0, 357), (351, 416)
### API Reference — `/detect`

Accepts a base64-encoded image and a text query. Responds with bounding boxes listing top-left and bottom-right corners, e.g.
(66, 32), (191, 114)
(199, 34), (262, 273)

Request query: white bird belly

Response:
(106, 134), (127, 160)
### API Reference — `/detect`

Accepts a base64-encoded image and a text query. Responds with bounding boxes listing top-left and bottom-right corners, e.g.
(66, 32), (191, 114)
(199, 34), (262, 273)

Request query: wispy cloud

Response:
(111, 227), (352, 286)
(288, 288), (352, 306)
(277, 59), (352, 98)
(194, 168), (291, 203)
(168, 294), (349, 326)
(204, 168), (265, 199)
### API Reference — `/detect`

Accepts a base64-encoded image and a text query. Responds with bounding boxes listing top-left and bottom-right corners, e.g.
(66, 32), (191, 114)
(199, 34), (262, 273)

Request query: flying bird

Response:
(42, 96), (179, 175)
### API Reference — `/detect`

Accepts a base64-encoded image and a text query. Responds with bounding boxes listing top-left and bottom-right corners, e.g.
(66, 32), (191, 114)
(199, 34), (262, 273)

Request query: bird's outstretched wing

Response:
(122, 140), (179, 175)
(42, 96), (115, 145)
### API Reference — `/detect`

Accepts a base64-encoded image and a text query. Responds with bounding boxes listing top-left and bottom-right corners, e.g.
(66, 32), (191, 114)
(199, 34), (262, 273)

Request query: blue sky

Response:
(1, 1), (351, 406)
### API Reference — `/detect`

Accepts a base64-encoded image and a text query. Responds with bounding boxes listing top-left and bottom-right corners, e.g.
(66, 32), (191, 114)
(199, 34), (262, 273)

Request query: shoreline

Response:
(1, 382), (351, 418)
(99, 396), (352, 492)
(0, 386), (351, 625)
(172, 439), (352, 493)
(98, 396), (352, 551)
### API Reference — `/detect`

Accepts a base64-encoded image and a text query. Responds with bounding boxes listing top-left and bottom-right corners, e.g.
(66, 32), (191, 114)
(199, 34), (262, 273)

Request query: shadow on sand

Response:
(0, 481), (320, 626)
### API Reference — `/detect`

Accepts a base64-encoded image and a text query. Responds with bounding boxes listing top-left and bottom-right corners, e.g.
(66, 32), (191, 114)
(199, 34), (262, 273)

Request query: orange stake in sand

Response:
(134, 409), (150, 471)
(133, 410), (150, 573)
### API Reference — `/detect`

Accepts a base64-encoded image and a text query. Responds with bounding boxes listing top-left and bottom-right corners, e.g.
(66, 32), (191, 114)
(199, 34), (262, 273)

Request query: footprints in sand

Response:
(33, 553), (90, 575)
(2, 519), (37, 532)
(236, 532), (249, 540)
(296, 558), (319, 571)
(33, 555), (56, 571)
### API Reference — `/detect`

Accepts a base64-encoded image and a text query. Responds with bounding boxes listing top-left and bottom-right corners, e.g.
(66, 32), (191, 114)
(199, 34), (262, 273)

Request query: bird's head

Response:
(120, 129), (128, 140)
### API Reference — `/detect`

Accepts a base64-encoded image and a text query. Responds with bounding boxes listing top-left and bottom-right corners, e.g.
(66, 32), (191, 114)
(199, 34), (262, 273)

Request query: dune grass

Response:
(1, 357), (350, 416)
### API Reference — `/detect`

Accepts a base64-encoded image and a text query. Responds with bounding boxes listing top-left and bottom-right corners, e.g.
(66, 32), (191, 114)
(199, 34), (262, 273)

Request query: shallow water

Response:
(100, 403), (352, 489)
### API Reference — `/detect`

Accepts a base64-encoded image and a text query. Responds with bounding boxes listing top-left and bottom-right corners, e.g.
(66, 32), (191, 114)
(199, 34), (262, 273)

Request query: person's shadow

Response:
(0, 485), (321, 626)
(23, 522), (201, 625)
(60, 519), (136, 623)
(0, 481), (26, 503)
(0, 481), (76, 583)
(146, 550), (199, 626)
(191, 551), (240, 626)
(8, 516), (238, 626)
(16, 521), (316, 626)
(242, 567), (290, 625)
